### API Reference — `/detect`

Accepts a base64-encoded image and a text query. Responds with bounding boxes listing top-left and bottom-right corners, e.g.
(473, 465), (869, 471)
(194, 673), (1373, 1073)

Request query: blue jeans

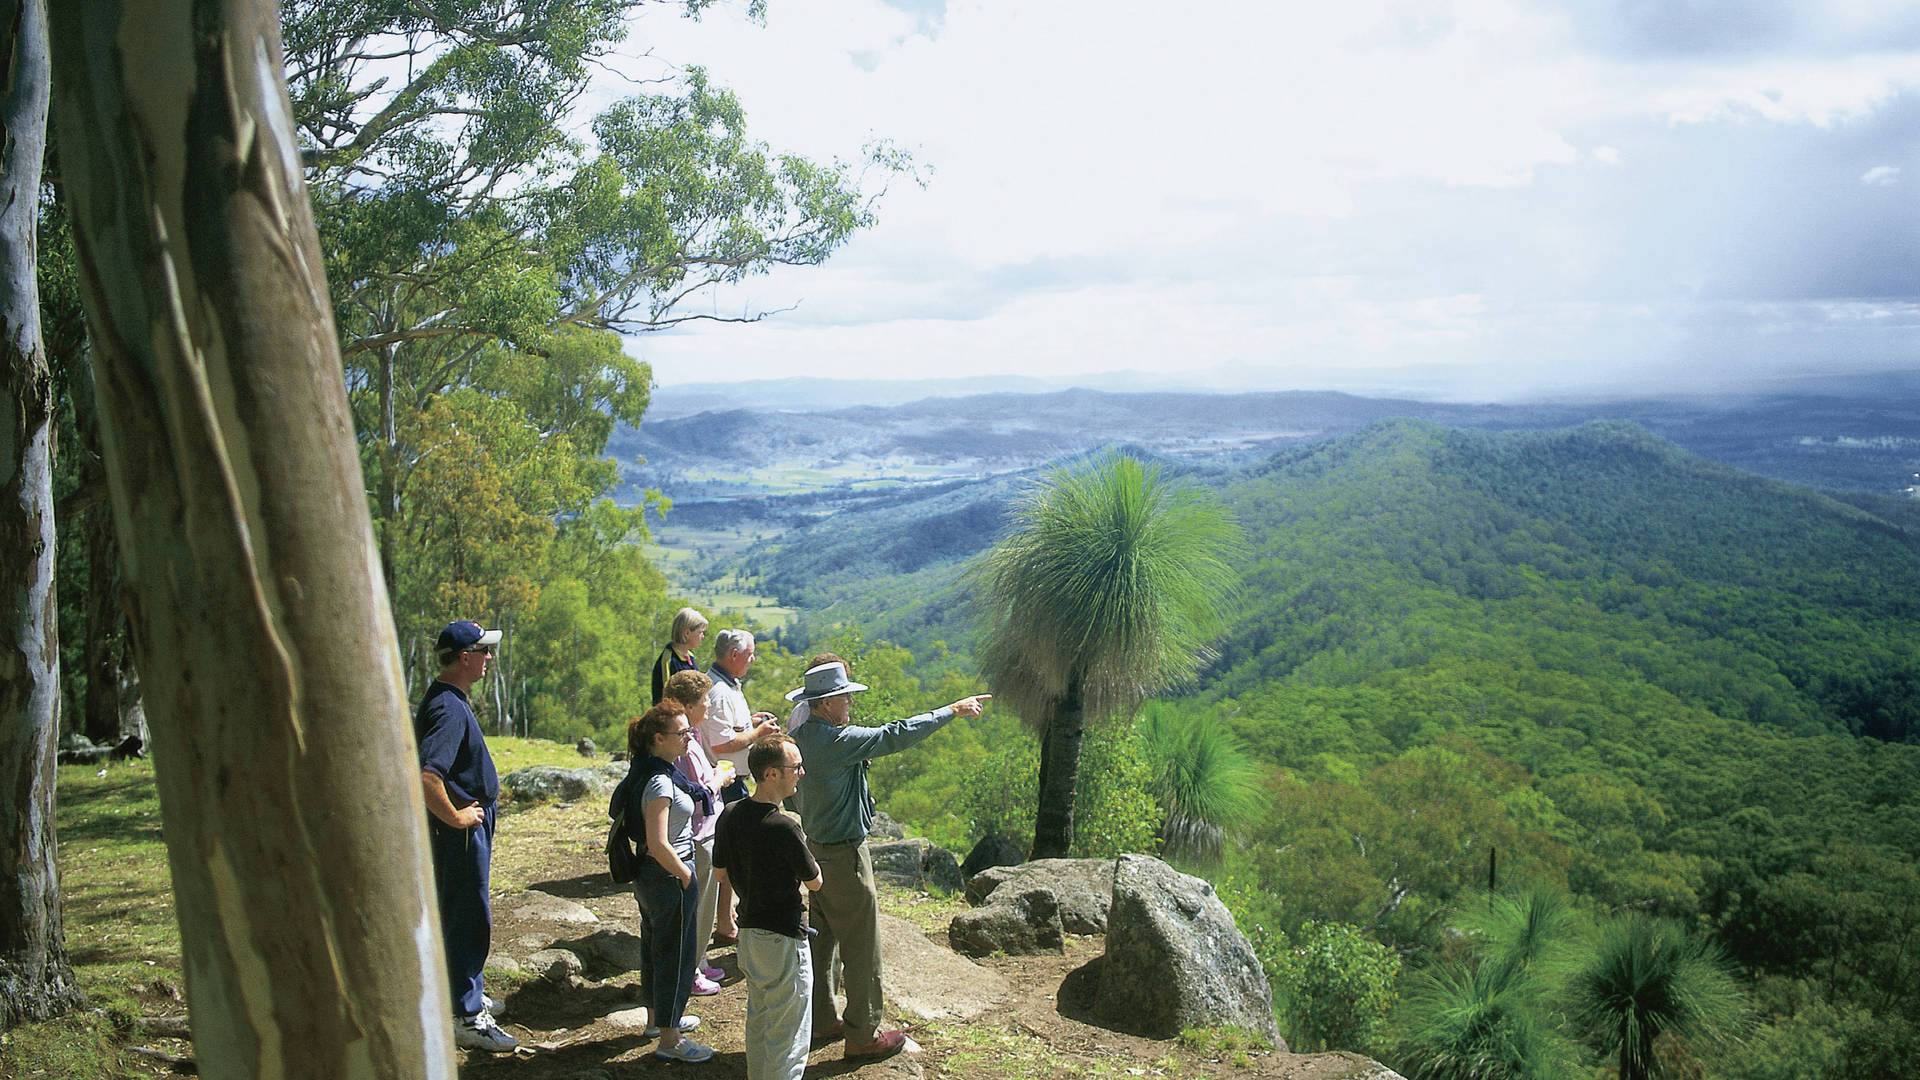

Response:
(428, 803), (495, 1017)
(634, 857), (700, 1029)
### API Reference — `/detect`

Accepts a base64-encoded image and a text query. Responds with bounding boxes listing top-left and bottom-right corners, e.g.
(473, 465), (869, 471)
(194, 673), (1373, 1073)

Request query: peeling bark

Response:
(48, 1), (453, 1074)
(0, 0), (86, 1032)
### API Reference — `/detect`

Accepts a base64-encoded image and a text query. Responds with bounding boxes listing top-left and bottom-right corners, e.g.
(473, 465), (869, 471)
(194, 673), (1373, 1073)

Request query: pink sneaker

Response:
(690, 974), (720, 996)
(700, 965), (724, 982)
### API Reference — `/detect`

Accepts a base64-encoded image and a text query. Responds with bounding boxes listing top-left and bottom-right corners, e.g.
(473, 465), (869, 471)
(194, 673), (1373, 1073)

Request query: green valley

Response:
(698, 415), (1920, 1079)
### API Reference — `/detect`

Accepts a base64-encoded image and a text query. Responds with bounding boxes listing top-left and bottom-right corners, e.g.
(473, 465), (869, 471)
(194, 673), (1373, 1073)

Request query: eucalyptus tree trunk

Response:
(48, 2), (455, 1075)
(1031, 675), (1085, 859)
(0, 0), (86, 1031)
(80, 504), (130, 746)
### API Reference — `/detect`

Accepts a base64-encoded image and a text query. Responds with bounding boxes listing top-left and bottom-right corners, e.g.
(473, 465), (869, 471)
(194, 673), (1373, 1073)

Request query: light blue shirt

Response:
(791, 706), (956, 845)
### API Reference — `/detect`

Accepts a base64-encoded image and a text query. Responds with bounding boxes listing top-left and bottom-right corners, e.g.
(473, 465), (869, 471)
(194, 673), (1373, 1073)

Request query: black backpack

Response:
(606, 779), (639, 883)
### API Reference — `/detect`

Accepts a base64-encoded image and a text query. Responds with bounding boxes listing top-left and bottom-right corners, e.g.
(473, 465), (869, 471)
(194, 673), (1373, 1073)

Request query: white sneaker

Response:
(654, 1038), (714, 1063)
(484, 994), (507, 1019)
(454, 1010), (518, 1052)
(645, 1015), (701, 1038)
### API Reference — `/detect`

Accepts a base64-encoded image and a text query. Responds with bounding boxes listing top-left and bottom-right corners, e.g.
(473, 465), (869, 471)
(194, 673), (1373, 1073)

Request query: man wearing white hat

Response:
(787, 661), (989, 1060)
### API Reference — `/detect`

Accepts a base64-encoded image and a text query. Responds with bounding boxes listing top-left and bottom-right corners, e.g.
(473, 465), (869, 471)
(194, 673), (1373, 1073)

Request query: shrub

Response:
(1267, 921), (1401, 1054)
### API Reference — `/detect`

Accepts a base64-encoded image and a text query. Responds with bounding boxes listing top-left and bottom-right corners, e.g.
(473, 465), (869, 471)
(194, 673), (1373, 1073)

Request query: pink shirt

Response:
(674, 745), (722, 843)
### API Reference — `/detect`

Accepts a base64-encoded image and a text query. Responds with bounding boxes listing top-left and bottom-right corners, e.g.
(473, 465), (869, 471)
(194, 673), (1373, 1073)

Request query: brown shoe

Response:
(811, 1020), (844, 1045)
(844, 1030), (906, 1060)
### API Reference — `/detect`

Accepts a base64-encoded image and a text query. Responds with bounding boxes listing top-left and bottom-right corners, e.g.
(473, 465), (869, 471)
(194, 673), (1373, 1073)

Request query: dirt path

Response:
(461, 798), (1398, 1080)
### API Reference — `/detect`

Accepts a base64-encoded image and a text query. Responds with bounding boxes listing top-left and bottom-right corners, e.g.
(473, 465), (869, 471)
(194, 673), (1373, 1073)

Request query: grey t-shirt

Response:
(639, 769), (697, 864)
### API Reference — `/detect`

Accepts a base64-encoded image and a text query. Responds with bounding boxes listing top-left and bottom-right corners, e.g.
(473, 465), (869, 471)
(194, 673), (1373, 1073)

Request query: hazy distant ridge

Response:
(616, 384), (1920, 497)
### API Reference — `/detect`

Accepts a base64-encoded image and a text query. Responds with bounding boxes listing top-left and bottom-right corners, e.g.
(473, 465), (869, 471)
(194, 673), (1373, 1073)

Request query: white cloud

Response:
(606, 0), (1920, 396)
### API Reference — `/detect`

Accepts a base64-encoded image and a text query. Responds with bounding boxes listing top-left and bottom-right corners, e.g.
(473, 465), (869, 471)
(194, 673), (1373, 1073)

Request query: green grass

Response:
(0, 762), (184, 1078)
(7, 743), (589, 1077)
(643, 525), (799, 629)
(55, 762), (180, 981)
(878, 887), (970, 940)
(488, 734), (606, 776)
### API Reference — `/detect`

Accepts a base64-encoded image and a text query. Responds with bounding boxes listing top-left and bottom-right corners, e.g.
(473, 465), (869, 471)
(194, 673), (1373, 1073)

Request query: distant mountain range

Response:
(615, 382), (1920, 502)
(646, 369), (1920, 419)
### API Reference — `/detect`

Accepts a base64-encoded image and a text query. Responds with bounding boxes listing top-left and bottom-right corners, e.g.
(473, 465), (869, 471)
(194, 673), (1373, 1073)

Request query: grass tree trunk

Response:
(1031, 675), (1085, 859)
(48, 2), (455, 1075)
(0, 0), (87, 1031)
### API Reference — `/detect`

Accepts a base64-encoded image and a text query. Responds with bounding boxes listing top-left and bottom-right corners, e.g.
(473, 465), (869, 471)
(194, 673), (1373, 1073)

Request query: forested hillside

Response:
(753, 418), (1920, 1076)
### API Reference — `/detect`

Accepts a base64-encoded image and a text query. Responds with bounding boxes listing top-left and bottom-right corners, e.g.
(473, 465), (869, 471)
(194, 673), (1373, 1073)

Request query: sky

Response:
(602, 0), (1920, 401)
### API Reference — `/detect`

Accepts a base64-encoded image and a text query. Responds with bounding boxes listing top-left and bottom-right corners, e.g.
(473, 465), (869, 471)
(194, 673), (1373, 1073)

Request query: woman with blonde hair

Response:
(651, 607), (708, 705)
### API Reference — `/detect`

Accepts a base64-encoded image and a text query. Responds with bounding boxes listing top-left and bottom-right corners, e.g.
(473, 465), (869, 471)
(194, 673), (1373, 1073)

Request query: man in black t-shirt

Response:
(714, 735), (822, 1080)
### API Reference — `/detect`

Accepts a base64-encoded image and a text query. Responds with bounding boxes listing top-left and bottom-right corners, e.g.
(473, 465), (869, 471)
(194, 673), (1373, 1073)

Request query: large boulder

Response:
(526, 948), (584, 983)
(575, 929), (648, 973)
(959, 833), (1025, 879)
(1061, 855), (1280, 1043)
(870, 838), (964, 895)
(56, 734), (110, 765)
(501, 764), (623, 803)
(948, 886), (1065, 957)
(869, 811), (908, 840)
(498, 890), (598, 925)
(877, 914), (1011, 1022)
(965, 858), (1115, 935)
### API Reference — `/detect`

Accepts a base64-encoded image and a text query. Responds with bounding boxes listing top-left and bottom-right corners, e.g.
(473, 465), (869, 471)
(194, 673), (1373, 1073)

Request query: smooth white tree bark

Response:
(48, 1), (456, 1073)
(0, 0), (86, 1031)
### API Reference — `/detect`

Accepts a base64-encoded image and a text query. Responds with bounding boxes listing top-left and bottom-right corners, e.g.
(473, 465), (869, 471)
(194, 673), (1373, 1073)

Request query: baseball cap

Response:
(436, 620), (502, 654)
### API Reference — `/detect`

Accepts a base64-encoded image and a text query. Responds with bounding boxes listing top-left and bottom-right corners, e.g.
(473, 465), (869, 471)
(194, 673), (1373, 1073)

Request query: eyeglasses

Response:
(465, 646), (493, 656)
(666, 728), (694, 738)
(772, 763), (805, 773)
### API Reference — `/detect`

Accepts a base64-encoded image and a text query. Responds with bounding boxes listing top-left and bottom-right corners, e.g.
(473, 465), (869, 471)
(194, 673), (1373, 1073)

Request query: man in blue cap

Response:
(417, 619), (517, 1053)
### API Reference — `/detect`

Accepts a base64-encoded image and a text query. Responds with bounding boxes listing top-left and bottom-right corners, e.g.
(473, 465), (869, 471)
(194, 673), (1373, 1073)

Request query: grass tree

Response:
(1394, 960), (1578, 1080)
(1391, 884), (1586, 1080)
(1137, 701), (1265, 868)
(1569, 915), (1751, 1080)
(973, 451), (1243, 859)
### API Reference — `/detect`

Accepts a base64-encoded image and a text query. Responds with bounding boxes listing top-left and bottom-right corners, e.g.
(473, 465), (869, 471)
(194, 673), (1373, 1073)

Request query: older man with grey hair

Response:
(701, 627), (779, 943)
(789, 661), (989, 1060)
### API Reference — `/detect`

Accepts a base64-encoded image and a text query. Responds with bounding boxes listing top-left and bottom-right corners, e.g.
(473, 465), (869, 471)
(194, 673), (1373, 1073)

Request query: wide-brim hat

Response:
(785, 661), (869, 702)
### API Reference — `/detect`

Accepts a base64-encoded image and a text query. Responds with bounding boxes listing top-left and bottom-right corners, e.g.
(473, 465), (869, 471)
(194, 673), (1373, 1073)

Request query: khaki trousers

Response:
(739, 928), (812, 1080)
(806, 837), (882, 1043)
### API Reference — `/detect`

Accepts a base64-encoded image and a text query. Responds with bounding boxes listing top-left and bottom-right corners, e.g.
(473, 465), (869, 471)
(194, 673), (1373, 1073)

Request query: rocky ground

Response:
(455, 797), (1403, 1080)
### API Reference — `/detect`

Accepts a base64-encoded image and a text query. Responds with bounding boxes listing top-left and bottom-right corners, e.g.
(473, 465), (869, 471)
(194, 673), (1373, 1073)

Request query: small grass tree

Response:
(1569, 915), (1751, 1080)
(1138, 701), (1265, 869)
(972, 452), (1243, 859)
(1391, 884), (1586, 1080)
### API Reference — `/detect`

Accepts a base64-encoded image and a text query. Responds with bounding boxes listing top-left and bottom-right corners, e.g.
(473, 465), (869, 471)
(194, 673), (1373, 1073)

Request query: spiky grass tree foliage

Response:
(1394, 961), (1580, 1080)
(972, 452), (1243, 858)
(1138, 701), (1265, 868)
(1459, 883), (1586, 984)
(1392, 884), (1586, 1080)
(1569, 916), (1751, 1080)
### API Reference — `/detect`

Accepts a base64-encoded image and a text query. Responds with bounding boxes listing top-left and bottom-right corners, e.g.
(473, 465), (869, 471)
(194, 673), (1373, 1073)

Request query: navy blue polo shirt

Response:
(416, 681), (498, 809)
